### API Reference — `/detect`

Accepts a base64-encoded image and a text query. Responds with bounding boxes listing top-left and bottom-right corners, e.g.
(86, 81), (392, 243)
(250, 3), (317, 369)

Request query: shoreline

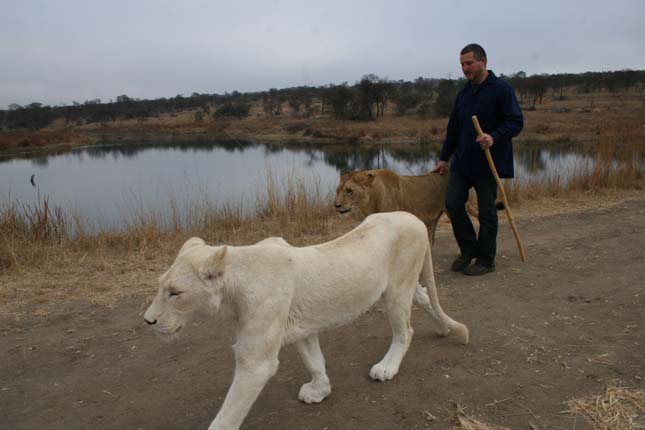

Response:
(2, 86), (642, 157)
(0, 124), (602, 161)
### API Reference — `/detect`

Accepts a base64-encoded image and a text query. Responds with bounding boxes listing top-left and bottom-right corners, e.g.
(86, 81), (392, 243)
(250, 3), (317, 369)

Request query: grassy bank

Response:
(0, 128), (94, 154)
(1, 137), (643, 275)
(510, 120), (644, 200)
(0, 171), (340, 272)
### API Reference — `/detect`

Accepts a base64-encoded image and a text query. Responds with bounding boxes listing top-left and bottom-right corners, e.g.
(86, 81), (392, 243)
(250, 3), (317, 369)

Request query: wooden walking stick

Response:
(471, 115), (527, 262)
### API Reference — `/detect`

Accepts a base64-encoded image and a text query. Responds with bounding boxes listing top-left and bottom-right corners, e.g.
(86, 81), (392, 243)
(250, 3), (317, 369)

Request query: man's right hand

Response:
(432, 160), (449, 175)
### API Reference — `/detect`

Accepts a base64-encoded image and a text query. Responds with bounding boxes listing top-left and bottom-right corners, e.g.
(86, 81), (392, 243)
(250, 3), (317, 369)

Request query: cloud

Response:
(1, 0), (644, 107)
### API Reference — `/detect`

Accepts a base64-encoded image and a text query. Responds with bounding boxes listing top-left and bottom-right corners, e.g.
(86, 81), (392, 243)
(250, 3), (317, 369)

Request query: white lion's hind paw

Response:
(298, 381), (331, 404)
(369, 363), (399, 382)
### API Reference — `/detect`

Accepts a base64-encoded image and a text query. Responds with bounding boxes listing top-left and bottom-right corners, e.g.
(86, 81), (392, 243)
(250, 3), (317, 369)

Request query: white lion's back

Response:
(281, 211), (429, 343)
(363, 211), (429, 242)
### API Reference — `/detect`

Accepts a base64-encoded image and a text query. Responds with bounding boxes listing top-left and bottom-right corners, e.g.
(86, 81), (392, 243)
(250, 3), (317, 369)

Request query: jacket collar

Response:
(479, 70), (497, 86)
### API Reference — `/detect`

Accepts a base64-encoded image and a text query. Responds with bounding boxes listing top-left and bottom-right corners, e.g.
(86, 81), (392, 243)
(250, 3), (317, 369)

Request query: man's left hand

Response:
(476, 133), (494, 150)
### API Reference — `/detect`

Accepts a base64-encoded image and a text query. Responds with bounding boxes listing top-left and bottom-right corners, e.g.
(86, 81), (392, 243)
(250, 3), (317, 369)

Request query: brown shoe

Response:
(464, 262), (496, 276)
(450, 254), (473, 272)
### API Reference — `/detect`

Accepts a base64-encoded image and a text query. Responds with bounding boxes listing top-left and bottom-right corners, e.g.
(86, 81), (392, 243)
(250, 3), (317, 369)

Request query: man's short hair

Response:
(461, 44), (487, 61)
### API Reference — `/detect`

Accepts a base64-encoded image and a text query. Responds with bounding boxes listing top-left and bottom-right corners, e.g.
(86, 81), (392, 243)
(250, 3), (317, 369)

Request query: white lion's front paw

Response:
(369, 363), (399, 382)
(298, 381), (331, 404)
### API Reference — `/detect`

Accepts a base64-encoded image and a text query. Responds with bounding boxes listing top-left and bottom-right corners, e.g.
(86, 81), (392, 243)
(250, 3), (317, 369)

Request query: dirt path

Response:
(1, 198), (644, 430)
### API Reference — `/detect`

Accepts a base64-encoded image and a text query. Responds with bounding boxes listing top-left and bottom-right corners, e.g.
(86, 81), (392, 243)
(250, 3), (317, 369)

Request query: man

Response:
(432, 43), (523, 276)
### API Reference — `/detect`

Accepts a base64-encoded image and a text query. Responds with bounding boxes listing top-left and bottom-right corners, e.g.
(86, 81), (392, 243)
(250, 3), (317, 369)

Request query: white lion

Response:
(144, 212), (469, 430)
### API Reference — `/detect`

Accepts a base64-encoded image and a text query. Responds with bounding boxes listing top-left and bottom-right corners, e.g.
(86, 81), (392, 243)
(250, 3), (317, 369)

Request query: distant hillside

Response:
(2, 70), (643, 132)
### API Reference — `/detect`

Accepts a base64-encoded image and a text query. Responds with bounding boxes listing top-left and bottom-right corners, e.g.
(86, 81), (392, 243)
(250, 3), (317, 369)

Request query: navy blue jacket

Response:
(439, 71), (523, 179)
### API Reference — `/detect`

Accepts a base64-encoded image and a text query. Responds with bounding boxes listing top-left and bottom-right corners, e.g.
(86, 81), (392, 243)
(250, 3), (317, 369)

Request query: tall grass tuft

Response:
(514, 120), (643, 201)
(0, 169), (337, 272)
(256, 167), (334, 227)
(0, 194), (72, 270)
(568, 123), (643, 192)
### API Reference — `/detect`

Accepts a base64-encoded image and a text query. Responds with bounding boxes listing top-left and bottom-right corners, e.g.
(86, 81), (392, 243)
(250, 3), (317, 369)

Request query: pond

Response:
(1, 140), (596, 230)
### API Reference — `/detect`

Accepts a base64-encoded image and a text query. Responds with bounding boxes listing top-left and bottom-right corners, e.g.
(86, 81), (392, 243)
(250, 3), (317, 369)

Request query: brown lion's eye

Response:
(346, 188), (353, 195)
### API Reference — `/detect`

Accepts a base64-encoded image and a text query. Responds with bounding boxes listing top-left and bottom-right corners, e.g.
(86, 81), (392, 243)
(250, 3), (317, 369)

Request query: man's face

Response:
(460, 52), (487, 83)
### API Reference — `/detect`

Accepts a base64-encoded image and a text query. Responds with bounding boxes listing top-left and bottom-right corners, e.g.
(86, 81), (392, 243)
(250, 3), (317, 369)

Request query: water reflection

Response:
(0, 138), (599, 175)
(1, 139), (599, 228)
(515, 144), (547, 172)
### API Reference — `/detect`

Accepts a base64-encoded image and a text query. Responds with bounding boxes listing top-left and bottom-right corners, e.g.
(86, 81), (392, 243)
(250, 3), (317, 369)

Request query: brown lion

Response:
(334, 169), (449, 244)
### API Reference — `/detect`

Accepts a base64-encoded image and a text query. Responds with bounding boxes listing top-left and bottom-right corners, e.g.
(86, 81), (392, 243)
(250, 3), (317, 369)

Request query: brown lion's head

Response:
(333, 171), (377, 218)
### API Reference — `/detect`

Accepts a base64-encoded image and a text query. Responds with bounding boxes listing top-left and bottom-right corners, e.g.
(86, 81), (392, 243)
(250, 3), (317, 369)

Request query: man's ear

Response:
(178, 237), (205, 258)
(198, 246), (227, 283)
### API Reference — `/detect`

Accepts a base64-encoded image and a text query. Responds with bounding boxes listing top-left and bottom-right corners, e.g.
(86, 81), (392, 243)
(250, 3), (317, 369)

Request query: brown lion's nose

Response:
(144, 317), (157, 325)
(334, 203), (341, 209)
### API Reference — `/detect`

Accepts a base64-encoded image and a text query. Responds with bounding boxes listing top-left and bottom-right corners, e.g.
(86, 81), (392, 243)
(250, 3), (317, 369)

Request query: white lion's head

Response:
(144, 237), (227, 338)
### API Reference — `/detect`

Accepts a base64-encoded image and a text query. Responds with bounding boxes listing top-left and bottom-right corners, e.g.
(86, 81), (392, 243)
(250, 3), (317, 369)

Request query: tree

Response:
(352, 74), (392, 121)
(262, 88), (283, 117)
(527, 75), (547, 108)
(287, 96), (301, 116)
(326, 85), (355, 119)
(356, 77), (376, 120)
(214, 102), (250, 119)
(434, 80), (459, 117)
(391, 85), (423, 116)
(302, 92), (315, 117)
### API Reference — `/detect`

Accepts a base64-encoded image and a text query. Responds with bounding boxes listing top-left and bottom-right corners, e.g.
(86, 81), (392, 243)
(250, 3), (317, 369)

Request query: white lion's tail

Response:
(414, 244), (469, 344)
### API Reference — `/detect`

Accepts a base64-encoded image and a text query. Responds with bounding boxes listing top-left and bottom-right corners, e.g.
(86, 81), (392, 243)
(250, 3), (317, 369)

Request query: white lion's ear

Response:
(178, 237), (205, 258)
(198, 246), (227, 284)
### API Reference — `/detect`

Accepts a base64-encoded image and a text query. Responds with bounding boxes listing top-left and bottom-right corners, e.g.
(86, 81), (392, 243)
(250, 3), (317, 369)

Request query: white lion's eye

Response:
(169, 291), (182, 298)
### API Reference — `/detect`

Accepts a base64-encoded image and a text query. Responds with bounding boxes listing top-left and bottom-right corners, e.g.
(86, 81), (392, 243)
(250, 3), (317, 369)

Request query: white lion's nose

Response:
(144, 316), (157, 325)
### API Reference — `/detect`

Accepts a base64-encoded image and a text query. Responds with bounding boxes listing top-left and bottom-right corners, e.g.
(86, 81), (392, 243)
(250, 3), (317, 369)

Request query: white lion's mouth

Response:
(154, 324), (183, 337)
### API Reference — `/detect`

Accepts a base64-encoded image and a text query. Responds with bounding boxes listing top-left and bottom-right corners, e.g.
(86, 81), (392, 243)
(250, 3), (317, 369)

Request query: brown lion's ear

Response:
(365, 173), (376, 185)
(199, 246), (227, 283)
(340, 171), (353, 179)
(353, 171), (376, 187)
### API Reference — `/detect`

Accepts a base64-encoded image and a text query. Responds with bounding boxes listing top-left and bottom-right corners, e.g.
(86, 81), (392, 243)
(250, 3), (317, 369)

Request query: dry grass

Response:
(2, 142), (643, 274)
(566, 382), (645, 430)
(0, 169), (340, 273)
(508, 118), (644, 203)
(567, 121), (644, 192)
(0, 128), (92, 151)
(452, 405), (511, 430)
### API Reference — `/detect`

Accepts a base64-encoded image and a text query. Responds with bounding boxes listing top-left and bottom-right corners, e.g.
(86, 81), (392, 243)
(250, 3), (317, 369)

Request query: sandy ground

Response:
(1, 196), (644, 430)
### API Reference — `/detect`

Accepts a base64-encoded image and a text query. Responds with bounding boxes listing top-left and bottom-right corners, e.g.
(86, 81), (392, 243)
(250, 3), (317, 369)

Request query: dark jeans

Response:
(446, 171), (498, 267)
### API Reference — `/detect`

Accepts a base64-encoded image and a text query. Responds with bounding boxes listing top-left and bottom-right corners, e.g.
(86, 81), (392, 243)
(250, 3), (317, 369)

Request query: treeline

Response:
(1, 69), (644, 131)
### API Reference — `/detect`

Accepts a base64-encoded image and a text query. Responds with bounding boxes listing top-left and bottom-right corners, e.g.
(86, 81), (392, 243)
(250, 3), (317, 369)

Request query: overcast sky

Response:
(2, 0), (644, 108)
